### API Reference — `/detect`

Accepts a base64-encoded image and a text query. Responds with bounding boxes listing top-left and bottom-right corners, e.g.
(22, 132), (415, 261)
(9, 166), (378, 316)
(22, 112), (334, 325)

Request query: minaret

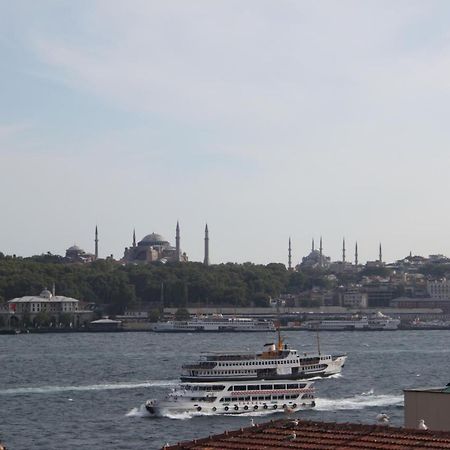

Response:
(342, 238), (346, 263)
(355, 241), (358, 266)
(132, 229), (136, 247)
(379, 242), (382, 263)
(176, 221), (181, 262)
(204, 223), (210, 266)
(319, 236), (323, 267)
(94, 225), (99, 260)
(312, 238), (315, 252)
(288, 237), (292, 271)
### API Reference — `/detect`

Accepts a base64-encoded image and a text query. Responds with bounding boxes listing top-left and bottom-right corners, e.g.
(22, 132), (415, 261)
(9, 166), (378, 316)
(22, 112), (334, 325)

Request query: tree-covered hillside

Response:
(0, 256), (297, 314)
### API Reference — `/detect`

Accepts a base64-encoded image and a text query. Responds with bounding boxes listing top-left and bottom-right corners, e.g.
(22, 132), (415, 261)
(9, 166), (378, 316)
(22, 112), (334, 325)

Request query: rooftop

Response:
(164, 418), (450, 450)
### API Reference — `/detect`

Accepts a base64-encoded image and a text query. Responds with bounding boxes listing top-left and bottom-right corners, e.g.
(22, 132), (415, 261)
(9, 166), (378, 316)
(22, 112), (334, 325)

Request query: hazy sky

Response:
(2, 1), (450, 265)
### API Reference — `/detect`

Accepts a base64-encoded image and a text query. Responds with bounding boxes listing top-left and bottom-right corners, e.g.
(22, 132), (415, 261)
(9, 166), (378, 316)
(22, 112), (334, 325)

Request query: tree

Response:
(175, 308), (190, 321)
(148, 309), (161, 323)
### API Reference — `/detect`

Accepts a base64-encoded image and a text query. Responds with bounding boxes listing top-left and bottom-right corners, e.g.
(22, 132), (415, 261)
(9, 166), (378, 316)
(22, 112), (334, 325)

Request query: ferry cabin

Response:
(181, 345), (341, 382)
(164, 381), (315, 413)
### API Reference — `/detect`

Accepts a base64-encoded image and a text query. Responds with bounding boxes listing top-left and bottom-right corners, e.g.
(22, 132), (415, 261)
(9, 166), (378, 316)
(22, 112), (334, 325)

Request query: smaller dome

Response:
(40, 289), (52, 299)
(67, 245), (83, 252)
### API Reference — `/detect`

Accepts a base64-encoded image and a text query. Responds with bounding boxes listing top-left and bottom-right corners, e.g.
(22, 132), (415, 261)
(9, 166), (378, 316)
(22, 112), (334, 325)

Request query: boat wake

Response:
(315, 391), (403, 411)
(310, 373), (342, 381)
(0, 380), (178, 396)
(126, 403), (150, 418)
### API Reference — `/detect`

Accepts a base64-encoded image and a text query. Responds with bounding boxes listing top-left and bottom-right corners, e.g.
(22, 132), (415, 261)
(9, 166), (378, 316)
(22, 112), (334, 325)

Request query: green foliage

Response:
(174, 308), (190, 321)
(359, 266), (391, 277)
(0, 259), (295, 311)
(148, 309), (161, 323)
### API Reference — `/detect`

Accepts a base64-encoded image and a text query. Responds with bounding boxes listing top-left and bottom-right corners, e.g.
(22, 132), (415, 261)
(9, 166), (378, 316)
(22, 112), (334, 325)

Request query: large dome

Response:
(139, 233), (168, 245)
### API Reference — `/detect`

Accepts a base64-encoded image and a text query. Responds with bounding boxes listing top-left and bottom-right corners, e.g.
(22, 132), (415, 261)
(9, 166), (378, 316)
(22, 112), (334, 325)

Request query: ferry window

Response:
(250, 385), (260, 391)
(245, 396), (250, 401)
(261, 384), (272, 390)
(274, 384), (286, 390)
(235, 385), (246, 391)
(299, 383), (306, 388)
(231, 397), (237, 402)
(290, 384), (298, 389)
(265, 395), (271, 400)
(228, 386), (233, 391)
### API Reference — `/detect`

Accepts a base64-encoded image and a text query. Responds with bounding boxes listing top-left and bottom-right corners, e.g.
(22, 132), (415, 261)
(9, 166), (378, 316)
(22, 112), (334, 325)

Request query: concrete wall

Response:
(405, 390), (450, 431)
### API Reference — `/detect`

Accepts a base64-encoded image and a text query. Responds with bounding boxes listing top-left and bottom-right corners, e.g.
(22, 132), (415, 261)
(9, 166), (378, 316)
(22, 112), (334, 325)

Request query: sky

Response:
(2, 1), (450, 265)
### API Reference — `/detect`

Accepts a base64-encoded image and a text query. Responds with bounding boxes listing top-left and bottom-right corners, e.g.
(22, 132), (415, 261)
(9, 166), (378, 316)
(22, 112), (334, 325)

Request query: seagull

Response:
(418, 419), (428, 430)
(376, 413), (390, 425)
(292, 418), (299, 426)
(286, 431), (296, 441)
(250, 418), (255, 427)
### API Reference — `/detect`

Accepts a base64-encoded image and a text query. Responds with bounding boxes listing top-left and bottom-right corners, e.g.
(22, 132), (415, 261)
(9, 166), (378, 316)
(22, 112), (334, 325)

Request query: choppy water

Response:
(1, 330), (449, 449)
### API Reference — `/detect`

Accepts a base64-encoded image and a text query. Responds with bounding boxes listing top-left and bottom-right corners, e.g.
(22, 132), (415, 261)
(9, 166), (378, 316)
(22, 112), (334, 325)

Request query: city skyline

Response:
(3, 222), (448, 267)
(2, 2), (450, 263)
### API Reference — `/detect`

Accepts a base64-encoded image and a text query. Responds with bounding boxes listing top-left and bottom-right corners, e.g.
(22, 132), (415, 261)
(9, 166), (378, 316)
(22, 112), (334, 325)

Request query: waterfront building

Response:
(6, 288), (94, 327)
(123, 223), (188, 264)
(89, 318), (122, 331)
(391, 296), (450, 313)
(343, 285), (368, 308)
(427, 278), (450, 300)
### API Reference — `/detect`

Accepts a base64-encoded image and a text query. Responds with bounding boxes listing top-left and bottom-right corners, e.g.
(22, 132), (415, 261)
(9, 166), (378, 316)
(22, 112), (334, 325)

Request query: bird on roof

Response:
(250, 418), (255, 427)
(376, 413), (389, 425)
(418, 419), (428, 430)
(292, 418), (299, 426)
(286, 431), (296, 441)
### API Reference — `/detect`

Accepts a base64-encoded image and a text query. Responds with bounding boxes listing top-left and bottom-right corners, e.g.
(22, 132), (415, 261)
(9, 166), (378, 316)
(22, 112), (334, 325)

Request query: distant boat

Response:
(301, 312), (400, 331)
(151, 315), (275, 332)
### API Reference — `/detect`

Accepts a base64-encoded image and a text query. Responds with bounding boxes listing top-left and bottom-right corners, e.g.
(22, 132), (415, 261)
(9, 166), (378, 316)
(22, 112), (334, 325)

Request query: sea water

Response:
(1, 330), (449, 449)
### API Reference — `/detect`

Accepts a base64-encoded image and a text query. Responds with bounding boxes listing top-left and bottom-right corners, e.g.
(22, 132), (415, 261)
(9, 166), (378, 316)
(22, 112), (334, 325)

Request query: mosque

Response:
(122, 222), (210, 265)
(297, 237), (331, 269)
(63, 223), (210, 265)
(123, 222), (188, 264)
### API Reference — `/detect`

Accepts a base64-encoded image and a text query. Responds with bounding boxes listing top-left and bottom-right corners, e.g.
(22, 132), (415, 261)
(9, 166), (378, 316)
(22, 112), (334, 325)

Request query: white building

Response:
(343, 286), (368, 308)
(6, 288), (93, 327)
(427, 279), (450, 300)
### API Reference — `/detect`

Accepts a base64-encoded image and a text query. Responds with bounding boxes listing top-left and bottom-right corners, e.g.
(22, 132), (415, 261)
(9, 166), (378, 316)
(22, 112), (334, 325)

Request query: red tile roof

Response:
(164, 419), (450, 450)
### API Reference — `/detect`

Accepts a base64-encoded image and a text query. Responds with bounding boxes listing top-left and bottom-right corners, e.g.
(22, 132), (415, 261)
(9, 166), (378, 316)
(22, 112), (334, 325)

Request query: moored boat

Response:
(301, 312), (400, 331)
(151, 315), (275, 332)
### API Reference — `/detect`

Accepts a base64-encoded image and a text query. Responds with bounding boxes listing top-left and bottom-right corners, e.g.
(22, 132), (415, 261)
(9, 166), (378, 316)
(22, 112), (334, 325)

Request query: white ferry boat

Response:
(145, 379), (315, 416)
(302, 312), (400, 331)
(180, 335), (346, 382)
(145, 333), (345, 416)
(151, 315), (275, 332)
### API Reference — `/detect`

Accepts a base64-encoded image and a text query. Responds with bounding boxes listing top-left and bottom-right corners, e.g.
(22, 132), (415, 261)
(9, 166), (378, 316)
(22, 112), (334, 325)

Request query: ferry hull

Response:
(145, 398), (316, 417)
